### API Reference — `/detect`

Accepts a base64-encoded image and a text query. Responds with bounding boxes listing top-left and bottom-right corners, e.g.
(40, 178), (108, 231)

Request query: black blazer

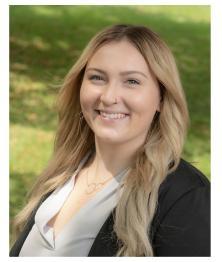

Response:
(10, 159), (210, 257)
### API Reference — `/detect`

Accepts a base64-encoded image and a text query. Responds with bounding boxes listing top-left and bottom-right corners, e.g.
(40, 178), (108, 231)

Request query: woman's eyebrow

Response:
(86, 68), (106, 74)
(120, 70), (148, 79)
(86, 68), (148, 79)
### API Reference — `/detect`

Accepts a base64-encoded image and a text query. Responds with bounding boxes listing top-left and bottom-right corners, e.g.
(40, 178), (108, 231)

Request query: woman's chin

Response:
(95, 133), (125, 145)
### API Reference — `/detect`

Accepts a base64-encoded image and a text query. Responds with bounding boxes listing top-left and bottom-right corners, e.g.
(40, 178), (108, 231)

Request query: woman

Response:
(10, 24), (210, 257)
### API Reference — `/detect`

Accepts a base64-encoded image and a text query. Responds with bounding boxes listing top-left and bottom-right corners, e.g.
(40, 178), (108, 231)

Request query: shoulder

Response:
(159, 158), (210, 200)
(155, 159), (210, 223)
(151, 159), (210, 256)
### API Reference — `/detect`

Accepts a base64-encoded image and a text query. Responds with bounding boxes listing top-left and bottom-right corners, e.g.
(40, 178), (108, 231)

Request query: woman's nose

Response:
(99, 82), (120, 105)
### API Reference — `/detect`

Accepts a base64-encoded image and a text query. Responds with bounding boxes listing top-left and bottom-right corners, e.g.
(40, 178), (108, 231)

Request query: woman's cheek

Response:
(80, 85), (98, 120)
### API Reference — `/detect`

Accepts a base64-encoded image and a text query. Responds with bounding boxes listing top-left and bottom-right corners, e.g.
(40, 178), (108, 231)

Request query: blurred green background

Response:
(10, 5), (210, 242)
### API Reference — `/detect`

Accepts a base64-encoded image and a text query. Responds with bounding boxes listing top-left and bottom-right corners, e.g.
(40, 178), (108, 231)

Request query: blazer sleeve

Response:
(152, 185), (210, 256)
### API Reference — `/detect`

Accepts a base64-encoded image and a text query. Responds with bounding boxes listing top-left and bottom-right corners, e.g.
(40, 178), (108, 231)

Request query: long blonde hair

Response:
(13, 24), (189, 256)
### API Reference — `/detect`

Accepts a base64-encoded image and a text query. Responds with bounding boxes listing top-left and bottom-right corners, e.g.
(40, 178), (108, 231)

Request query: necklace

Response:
(85, 166), (130, 195)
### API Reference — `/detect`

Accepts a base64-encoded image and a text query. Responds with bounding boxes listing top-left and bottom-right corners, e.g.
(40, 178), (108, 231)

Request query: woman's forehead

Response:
(86, 40), (150, 75)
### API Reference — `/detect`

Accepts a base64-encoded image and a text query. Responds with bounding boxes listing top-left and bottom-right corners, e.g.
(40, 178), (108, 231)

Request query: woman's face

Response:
(80, 40), (160, 147)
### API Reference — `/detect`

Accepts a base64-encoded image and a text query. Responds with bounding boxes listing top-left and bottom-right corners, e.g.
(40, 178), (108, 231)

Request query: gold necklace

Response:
(85, 166), (130, 195)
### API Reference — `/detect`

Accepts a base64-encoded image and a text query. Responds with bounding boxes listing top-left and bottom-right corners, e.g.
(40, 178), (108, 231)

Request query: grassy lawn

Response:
(10, 5), (210, 242)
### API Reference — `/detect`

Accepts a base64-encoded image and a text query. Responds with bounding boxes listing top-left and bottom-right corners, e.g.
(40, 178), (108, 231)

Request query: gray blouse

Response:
(19, 152), (129, 257)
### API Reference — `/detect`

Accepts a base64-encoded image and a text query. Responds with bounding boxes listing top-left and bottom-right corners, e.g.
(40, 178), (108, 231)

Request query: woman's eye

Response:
(89, 75), (104, 81)
(127, 79), (140, 85)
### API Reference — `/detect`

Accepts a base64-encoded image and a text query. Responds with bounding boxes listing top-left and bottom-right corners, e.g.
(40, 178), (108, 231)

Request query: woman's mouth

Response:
(95, 110), (130, 120)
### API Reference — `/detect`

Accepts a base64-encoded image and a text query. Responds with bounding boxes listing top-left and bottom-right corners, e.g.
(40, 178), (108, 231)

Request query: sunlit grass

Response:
(10, 124), (54, 175)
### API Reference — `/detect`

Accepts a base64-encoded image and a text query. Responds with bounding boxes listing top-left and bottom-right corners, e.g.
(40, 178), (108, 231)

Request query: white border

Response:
(1, 0), (221, 261)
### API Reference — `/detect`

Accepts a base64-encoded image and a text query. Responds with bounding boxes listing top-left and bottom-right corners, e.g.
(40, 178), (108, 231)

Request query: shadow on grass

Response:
(10, 85), (58, 131)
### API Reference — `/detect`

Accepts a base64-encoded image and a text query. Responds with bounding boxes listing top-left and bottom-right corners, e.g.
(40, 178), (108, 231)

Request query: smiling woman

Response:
(80, 40), (160, 146)
(10, 24), (210, 257)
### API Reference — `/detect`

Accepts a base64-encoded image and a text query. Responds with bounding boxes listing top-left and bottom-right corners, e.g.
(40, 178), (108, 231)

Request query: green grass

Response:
(10, 5), (210, 243)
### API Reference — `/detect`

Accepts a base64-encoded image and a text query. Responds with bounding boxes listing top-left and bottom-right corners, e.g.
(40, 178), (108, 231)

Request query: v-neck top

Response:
(19, 152), (129, 257)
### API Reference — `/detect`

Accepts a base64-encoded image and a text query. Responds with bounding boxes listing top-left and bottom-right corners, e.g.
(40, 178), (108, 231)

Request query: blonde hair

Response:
(12, 24), (189, 256)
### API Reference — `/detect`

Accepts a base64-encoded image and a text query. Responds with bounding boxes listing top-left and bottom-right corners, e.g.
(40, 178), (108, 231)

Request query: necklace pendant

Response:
(85, 183), (97, 194)
(85, 182), (103, 194)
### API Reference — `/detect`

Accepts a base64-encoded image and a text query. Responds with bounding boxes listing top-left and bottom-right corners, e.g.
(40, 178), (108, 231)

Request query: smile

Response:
(96, 110), (129, 120)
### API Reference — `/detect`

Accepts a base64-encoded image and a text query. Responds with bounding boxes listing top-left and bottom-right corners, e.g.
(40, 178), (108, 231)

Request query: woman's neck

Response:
(88, 138), (142, 181)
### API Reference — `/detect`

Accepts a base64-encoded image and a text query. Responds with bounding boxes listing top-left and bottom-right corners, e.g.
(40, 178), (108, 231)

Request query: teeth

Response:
(100, 111), (127, 119)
